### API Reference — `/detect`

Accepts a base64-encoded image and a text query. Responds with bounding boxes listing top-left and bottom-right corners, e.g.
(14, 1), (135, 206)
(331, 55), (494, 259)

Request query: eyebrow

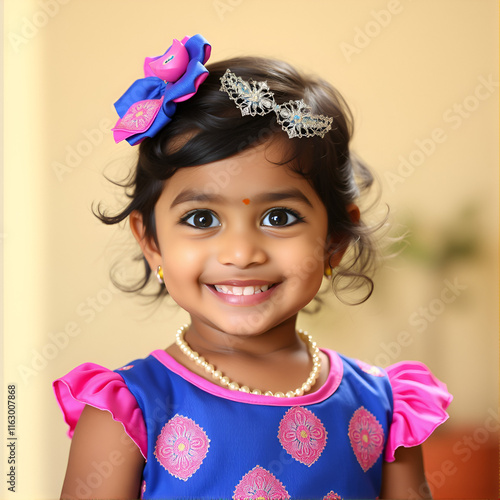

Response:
(170, 190), (224, 209)
(254, 189), (313, 208)
(170, 188), (313, 209)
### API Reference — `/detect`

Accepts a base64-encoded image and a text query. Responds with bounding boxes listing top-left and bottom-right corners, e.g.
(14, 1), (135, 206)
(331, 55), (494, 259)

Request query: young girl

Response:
(53, 34), (452, 499)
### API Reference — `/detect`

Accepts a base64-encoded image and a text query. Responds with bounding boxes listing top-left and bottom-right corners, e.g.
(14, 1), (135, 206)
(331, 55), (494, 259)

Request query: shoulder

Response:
(54, 354), (166, 498)
(383, 360), (452, 460)
(53, 353), (165, 457)
(379, 445), (431, 499)
(60, 404), (145, 499)
(337, 352), (388, 380)
(332, 351), (393, 398)
(325, 350), (395, 434)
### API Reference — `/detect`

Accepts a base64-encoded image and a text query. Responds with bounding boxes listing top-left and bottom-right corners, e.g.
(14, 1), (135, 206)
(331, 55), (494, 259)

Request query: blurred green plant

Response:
(388, 203), (481, 269)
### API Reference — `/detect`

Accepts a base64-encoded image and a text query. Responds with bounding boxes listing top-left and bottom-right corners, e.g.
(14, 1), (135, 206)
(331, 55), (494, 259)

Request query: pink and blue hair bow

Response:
(113, 34), (211, 145)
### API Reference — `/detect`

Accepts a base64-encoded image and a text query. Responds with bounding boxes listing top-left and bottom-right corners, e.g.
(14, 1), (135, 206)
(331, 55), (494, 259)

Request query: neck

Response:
(185, 316), (302, 359)
(174, 318), (322, 397)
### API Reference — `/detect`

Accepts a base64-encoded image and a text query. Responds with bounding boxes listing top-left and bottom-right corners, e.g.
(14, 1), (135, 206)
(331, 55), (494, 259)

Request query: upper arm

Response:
(60, 405), (145, 500)
(379, 445), (431, 500)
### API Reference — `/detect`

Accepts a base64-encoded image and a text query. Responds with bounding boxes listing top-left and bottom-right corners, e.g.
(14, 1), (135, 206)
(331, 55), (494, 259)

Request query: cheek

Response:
(161, 242), (206, 281)
(281, 239), (326, 280)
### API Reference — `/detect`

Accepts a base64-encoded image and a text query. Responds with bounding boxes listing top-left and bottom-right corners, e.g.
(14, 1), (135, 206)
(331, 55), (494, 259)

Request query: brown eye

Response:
(182, 210), (220, 228)
(262, 208), (303, 227)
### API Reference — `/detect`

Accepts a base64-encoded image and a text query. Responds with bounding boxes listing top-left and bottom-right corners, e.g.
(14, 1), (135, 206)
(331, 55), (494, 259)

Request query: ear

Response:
(129, 211), (162, 271)
(325, 203), (360, 269)
(346, 203), (360, 224)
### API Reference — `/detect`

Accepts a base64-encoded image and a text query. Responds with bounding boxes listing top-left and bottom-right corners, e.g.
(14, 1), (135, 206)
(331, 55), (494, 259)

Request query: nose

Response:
(216, 227), (268, 269)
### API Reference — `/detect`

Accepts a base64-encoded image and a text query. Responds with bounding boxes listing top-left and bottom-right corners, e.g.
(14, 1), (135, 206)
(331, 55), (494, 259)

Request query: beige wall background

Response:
(3, 0), (498, 497)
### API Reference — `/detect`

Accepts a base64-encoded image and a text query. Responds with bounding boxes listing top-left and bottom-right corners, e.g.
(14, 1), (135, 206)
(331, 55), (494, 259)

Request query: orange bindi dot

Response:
(242, 198), (251, 205)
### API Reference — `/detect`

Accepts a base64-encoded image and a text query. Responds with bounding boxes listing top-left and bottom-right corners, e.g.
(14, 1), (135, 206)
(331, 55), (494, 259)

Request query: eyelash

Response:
(262, 207), (305, 227)
(178, 207), (305, 229)
(179, 210), (220, 229)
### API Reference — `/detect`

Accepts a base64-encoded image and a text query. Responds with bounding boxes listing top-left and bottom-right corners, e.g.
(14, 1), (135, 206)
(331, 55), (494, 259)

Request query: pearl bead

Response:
(175, 324), (321, 399)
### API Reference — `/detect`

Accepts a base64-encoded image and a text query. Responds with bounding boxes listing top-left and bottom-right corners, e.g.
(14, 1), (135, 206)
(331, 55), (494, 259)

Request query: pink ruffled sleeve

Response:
(53, 363), (147, 459)
(384, 361), (452, 462)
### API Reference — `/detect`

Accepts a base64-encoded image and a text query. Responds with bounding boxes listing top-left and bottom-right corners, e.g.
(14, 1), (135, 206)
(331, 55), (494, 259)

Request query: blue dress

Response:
(53, 349), (452, 499)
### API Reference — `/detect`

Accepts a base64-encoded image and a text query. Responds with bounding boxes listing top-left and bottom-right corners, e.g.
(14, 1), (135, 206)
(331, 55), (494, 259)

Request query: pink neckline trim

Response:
(151, 348), (343, 406)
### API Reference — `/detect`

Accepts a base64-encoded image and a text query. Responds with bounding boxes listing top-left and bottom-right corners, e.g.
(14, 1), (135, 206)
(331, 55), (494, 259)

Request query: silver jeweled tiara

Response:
(219, 69), (333, 139)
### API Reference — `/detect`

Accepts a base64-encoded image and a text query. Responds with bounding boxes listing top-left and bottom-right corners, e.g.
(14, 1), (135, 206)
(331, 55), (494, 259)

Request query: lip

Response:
(205, 281), (280, 306)
(210, 280), (274, 287)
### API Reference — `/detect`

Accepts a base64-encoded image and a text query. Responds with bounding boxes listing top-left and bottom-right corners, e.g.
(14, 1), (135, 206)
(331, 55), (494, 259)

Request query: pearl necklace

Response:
(175, 324), (321, 398)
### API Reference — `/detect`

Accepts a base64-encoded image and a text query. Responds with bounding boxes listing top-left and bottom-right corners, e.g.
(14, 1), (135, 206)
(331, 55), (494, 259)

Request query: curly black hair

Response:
(95, 57), (382, 304)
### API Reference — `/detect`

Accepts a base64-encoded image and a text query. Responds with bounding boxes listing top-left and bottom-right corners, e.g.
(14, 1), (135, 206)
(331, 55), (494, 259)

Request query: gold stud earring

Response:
(155, 265), (164, 284)
(324, 266), (332, 279)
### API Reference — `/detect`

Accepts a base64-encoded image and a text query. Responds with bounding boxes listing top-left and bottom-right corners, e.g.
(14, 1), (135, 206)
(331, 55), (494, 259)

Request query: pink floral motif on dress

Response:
(233, 466), (290, 499)
(357, 359), (384, 377)
(140, 480), (146, 498)
(323, 491), (342, 500)
(348, 406), (384, 472)
(154, 414), (210, 481)
(278, 406), (327, 466)
(114, 98), (163, 133)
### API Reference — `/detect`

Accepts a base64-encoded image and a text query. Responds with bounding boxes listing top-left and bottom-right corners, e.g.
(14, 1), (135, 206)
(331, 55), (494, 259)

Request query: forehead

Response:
(159, 139), (319, 204)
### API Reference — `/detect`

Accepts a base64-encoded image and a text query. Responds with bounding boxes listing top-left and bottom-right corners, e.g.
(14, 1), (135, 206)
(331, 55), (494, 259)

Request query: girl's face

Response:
(134, 139), (335, 336)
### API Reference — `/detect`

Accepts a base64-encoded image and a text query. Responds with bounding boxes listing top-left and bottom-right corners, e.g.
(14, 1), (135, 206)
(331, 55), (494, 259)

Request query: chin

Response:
(219, 312), (296, 337)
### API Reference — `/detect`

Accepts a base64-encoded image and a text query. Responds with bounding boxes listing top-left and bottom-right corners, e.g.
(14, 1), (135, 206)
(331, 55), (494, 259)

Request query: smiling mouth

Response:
(210, 284), (276, 296)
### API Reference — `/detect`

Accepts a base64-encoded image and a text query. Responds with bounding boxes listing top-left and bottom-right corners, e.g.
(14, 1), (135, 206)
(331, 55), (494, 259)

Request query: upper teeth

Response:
(214, 284), (270, 295)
